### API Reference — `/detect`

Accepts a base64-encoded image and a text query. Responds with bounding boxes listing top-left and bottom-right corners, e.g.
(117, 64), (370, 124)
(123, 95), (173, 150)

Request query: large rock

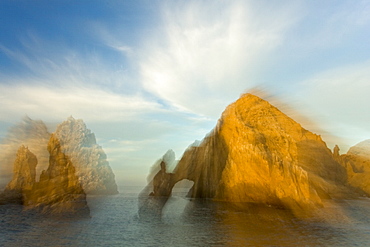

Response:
(146, 93), (358, 215)
(0, 146), (37, 204)
(0, 116), (50, 188)
(23, 134), (89, 216)
(5, 145), (37, 192)
(54, 117), (118, 194)
(339, 140), (370, 196)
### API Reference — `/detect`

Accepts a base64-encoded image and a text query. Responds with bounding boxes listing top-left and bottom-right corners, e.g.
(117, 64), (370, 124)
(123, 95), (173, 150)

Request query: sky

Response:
(0, 0), (369, 186)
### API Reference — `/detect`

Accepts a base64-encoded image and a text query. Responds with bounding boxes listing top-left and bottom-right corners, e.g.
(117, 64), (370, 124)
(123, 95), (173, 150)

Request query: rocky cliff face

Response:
(23, 134), (89, 215)
(0, 116), (50, 188)
(147, 94), (359, 215)
(338, 140), (370, 196)
(5, 145), (37, 192)
(0, 146), (38, 204)
(1, 134), (89, 215)
(54, 117), (118, 194)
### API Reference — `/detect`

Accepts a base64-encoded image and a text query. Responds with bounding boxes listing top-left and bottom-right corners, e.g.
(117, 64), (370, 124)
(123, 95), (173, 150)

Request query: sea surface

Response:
(1, 186), (370, 246)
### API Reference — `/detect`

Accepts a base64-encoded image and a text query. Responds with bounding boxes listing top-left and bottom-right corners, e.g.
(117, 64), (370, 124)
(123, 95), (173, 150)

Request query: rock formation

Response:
(1, 134), (89, 216)
(5, 145), (37, 192)
(144, 93), (362, 217)
(0, 116), (118, 195)
(138, 161), (175, 221)
(0, 116), (50, 188)
(54, 117), (118, 194)
(338, 140), (370, 196)
(0, 146), (37, 204)
(23, 134), (89, 215)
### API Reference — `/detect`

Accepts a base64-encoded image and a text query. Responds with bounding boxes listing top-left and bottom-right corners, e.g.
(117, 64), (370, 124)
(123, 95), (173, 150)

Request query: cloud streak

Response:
(0, 83), (163, 123)
(0, 32), (164, 124)
(140, 0), (301, 117)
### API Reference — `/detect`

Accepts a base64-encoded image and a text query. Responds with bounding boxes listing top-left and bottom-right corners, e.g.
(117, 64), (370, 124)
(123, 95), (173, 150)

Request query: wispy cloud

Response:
(0, 83), (163, 123)
(294, 59), (370, 147)
(0, 32), (166, 124)
(139, 0), (301, 117)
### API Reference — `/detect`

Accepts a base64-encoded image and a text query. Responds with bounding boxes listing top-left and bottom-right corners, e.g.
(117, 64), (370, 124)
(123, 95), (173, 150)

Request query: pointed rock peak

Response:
(333, 145), (340, 157)
(58, 116), (87, 132)
(163, 149), (175, 163)
(234, 93), (281, 112)
(17, 145), (29, 154)
(47, 133), (61, 154)
(5, 145), (37, 192)
(239, 92), (263, 101)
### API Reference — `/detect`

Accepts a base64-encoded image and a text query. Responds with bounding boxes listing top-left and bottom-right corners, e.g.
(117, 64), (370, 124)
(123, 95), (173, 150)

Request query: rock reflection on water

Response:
(137, 182), (370, 246)
(2, 188), (370, 246)
(173, 197), (370, 246)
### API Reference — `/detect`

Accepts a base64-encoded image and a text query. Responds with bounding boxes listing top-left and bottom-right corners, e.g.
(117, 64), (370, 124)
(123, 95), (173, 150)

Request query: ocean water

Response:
(1, 186), (370, 247)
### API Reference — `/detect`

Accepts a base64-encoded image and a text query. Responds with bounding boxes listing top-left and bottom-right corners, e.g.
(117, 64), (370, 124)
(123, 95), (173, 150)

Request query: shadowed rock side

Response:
(54, 117), (118, 195)
(144, 93), (361, 217)
(23, 134), (89, 215)
(0, 116), (50, 189)
(337, 140), (370, 196)
(0, 146), (37, 204)
(138, 161), (175, 221)
(0, 134), (89, 216)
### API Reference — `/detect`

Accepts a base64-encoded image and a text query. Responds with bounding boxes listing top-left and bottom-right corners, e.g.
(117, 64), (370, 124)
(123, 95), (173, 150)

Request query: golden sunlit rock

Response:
(23, 134), (89, 215)
(5, 145), (37, 192)
(0, 116), (50, 188)
(0, 116), (118, 195)
(0, 146), (38, 204)
(1, 134), (89, 216)
(144, 93), (364, 216)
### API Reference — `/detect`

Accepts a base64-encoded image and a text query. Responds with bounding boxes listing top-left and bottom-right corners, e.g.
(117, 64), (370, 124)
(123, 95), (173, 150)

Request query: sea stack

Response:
(54, 117), (118, 195)
(23, 134), (89, 216)
(146, 93), (360, 214)
(0, 146), (38, 204)
(0, 116), (50, 188)
(5, 145), (37, 192)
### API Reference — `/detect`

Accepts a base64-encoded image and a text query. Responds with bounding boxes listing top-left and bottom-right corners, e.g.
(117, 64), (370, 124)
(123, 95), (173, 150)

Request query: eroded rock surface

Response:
(54, 117), (118, 194)
(23, 134), (89, 215)
(1, 135), (89, 216)
(145, 93), (361, 216)
(0, 146), (37, 204)
(5, 145), (37, 192)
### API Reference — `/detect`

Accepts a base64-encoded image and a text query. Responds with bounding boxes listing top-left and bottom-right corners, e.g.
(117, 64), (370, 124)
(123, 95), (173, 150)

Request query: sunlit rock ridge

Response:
(148, 93), (362, 214)
(0, 146), (37, 205)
